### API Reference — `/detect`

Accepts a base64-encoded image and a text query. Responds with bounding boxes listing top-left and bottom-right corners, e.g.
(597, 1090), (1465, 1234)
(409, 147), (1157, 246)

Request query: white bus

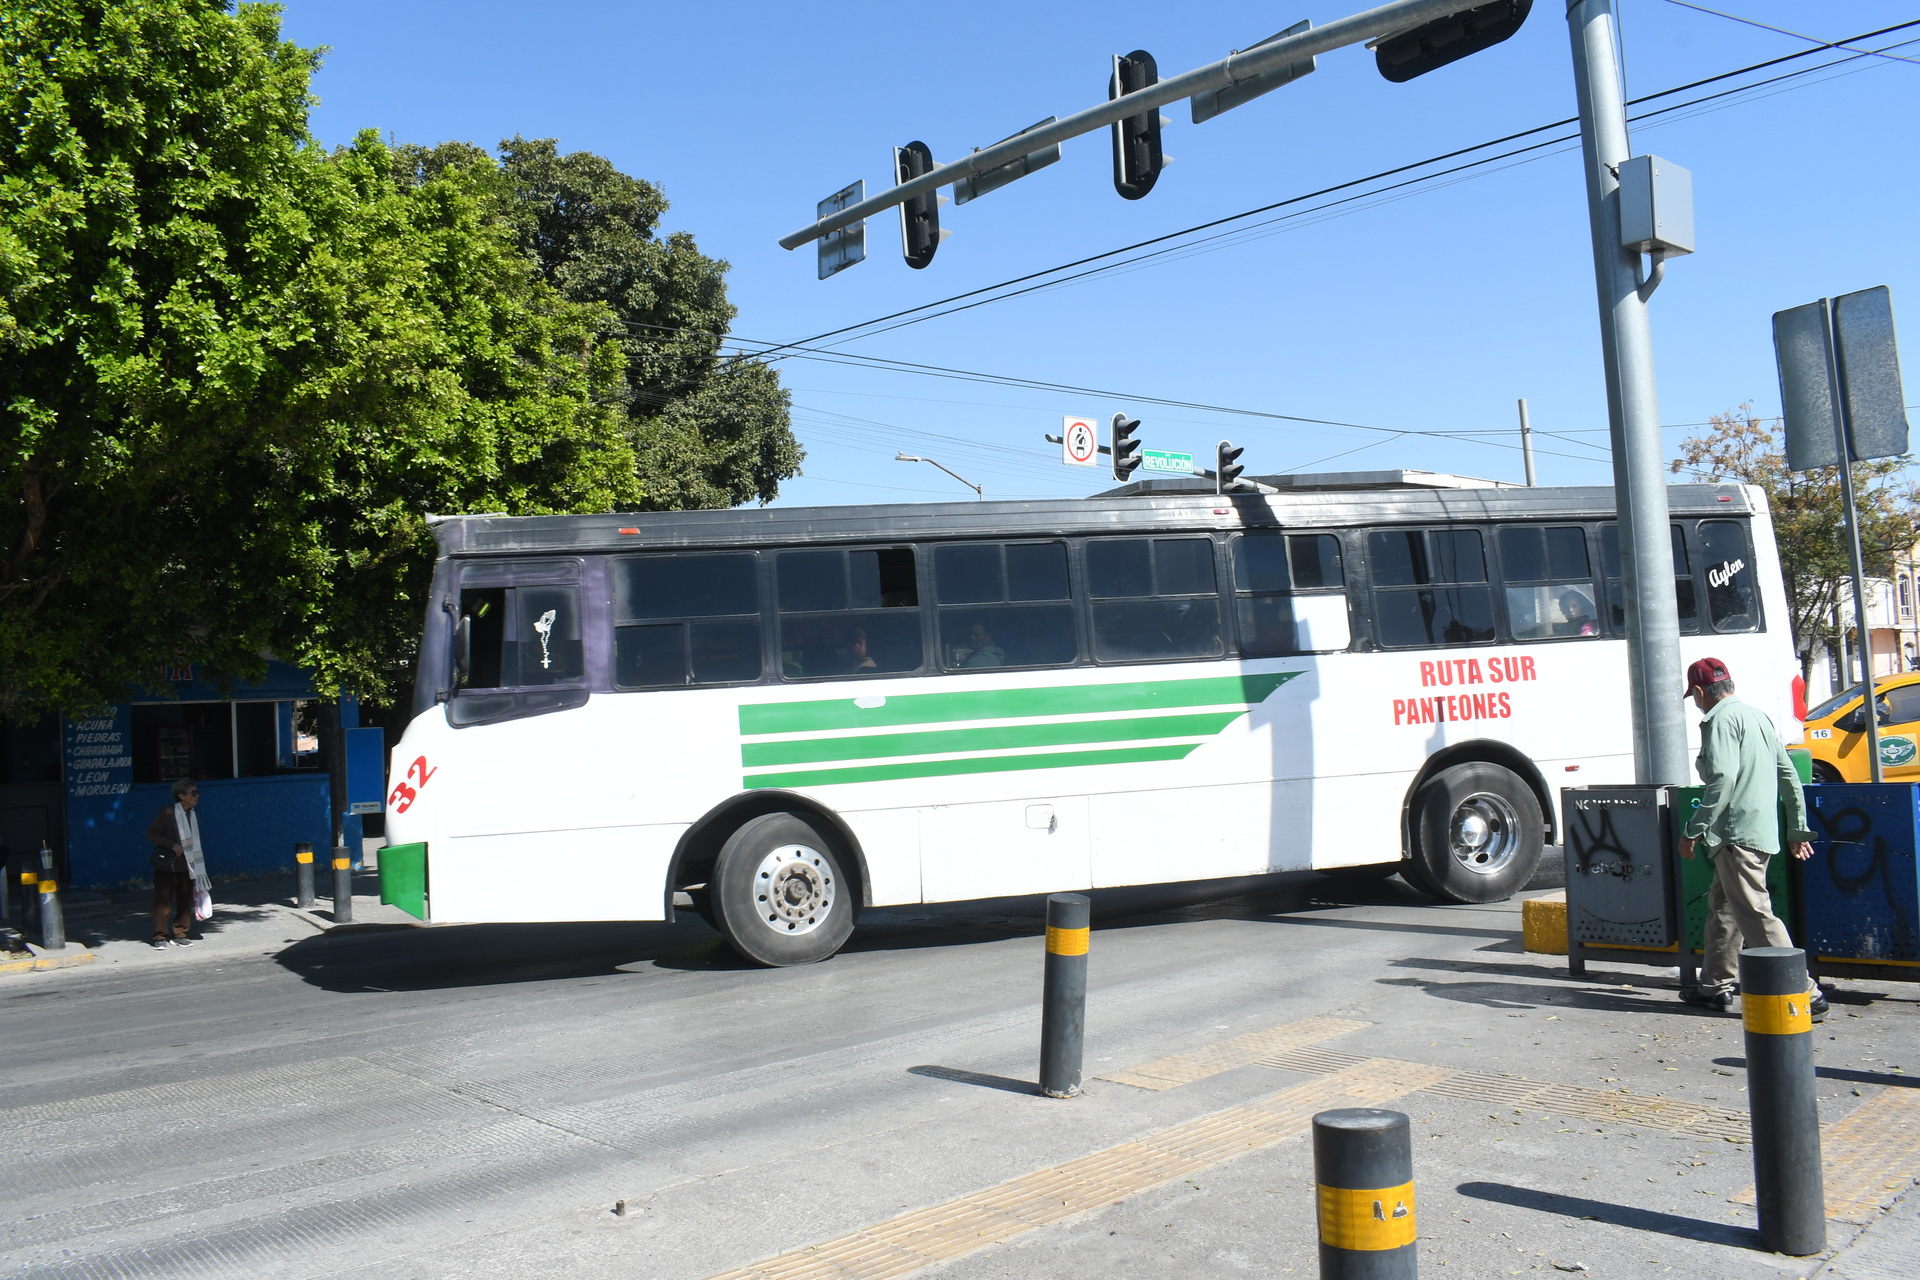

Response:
(379, 470), (1799, 965)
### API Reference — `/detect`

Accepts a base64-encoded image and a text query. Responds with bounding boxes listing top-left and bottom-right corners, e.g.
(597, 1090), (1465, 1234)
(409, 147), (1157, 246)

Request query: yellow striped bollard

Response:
(1740, 946), (1825, 1255)
(36, 844), (65, 950)
(1313, 1108), (1416, 1278)
(1038, 892), (1089, 1098)
(294, 841), (315, 910)
(331, 847), (354, 924)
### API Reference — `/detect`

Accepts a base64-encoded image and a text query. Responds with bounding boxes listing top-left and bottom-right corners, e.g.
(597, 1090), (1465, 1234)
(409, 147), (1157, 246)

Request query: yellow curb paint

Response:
(1521, 893), (1567, 955)
(1317, 1181), (1416, 1251)
(1044, 926), (1088, 956)
(1743, 992), (1812, 1036)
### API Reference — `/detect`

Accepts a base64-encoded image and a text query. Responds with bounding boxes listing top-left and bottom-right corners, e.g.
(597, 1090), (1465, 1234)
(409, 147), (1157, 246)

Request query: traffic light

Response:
(1216, 440), (1245, 494)
(1111, 413), (1142, 482)
(1375, 0), (1532, 83)
(894, 141), (947, 269)
(1109, 51), (1163, 200)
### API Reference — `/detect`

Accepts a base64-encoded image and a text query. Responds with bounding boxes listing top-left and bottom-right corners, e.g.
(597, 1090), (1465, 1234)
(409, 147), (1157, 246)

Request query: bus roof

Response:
(426, 477), (1763, 558)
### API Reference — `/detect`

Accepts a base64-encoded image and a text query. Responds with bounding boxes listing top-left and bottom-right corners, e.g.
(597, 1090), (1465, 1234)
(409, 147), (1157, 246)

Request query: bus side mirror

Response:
(453, 615), (472, 690)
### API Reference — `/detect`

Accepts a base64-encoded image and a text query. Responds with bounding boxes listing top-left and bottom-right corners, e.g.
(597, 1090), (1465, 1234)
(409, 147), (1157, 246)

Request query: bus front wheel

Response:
(712, 812), (857, 966)
(1403, 762), (1543, 904)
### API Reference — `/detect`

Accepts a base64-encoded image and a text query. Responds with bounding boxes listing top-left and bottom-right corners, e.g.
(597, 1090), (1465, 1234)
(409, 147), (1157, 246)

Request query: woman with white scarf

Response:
(145, 779), (209, 948)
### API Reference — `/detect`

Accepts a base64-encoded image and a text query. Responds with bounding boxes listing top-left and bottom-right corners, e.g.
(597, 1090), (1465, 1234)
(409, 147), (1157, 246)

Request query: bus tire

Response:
(1405, 762), (1543, 904)
(712, 812), (856, 966)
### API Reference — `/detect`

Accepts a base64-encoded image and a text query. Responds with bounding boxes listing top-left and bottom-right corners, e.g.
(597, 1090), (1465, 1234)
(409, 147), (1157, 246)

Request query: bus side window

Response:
(777, 547), (924, 678)
(934, 542), (1077, 671)
(1498, 525), (1599, 641)
(1368, 528), (1495, 648)
(1699, 520), (1760, 632)
(459, 588), (507, 689)
(613, 553), (763, 688)
(1232, 533), (1349, 655)
(1086, 536), (1223, 663)
(457, 585), (582, 688)
(1599, 524), (1699, 636)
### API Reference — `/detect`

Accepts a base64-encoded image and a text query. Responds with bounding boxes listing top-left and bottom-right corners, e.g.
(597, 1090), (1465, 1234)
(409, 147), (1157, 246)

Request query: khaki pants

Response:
(1698, 842), (1800, 994)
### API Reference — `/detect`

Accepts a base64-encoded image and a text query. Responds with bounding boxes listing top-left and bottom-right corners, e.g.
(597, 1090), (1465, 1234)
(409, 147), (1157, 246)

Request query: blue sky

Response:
(279, 1), (1918, 506)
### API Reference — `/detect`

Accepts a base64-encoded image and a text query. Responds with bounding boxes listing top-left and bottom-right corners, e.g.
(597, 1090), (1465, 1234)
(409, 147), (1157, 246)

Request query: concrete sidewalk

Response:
(3, 870), (421, 978)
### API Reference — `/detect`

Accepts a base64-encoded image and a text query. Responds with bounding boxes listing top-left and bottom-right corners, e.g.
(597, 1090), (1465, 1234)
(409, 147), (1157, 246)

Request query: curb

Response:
(1, 949), (97, 976)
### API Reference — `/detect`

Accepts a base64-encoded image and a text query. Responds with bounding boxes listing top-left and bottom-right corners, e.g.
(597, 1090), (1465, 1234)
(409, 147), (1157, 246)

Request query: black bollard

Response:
(295, 841), (315, 910)
(15, 857), (40, 941)
(331, 847), (353, 924)
(1740, 946), (1826, 1255)
(1313, 1108), (1417, 1279)
(1038, 892), (1089, 1098)
(36, 843), (65, 951)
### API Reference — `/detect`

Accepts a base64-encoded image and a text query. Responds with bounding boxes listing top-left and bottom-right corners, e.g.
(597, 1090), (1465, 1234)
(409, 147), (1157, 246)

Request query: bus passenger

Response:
(958, 622), (1005, 668)
(1556, 589), (1598, 637)
(842, 625), (878, 674)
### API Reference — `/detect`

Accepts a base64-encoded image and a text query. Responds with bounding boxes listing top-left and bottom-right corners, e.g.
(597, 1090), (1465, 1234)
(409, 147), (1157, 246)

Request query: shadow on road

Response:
(1456, 1180), (1764, 1250)
(908, 1064), (1040, 1096)
(1712, 1057), (1920, 1090)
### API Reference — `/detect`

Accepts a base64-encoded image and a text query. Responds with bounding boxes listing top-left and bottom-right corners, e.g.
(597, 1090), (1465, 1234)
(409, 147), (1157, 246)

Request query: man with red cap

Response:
(1678, 657), (1825, 1019)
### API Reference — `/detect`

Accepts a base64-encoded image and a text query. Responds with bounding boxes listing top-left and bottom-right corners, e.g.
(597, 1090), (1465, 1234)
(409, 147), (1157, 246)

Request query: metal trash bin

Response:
(1562, 785), (1678, 976)
(1803, 783), (1920, 981)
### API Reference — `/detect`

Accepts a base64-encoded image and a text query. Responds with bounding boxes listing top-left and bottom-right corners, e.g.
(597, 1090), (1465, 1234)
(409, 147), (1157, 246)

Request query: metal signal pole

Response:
(1567, 0), (1688, 785)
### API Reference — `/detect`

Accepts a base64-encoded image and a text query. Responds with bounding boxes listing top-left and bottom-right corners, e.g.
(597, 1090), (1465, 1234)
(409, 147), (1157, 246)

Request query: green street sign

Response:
(1141, 449), (1194, 474)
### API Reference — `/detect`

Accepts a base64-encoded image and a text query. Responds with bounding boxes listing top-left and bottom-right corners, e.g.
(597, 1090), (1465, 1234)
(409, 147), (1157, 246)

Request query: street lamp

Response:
(895, 452), (983, 499)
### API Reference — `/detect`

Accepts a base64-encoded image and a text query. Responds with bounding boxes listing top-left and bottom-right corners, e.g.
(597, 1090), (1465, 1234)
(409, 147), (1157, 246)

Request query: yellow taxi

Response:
(1800, 672), (1920, 782)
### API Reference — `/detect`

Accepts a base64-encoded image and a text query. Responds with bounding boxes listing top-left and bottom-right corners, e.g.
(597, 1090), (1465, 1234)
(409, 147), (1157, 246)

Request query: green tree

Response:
(400, 136), (802, 510)
(1, 1), (640, 716)
(1671, 405), (1920, 676)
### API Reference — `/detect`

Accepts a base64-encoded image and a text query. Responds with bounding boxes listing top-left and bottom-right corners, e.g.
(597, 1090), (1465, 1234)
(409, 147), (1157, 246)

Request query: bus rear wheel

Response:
(712, 812), (856, 966)
(1403, 762), (1543, 904)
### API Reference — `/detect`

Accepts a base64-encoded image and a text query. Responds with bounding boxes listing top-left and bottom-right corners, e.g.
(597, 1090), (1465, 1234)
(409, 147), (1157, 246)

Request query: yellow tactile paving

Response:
(702, 1057), (1433, 1280)
(1096, 1015), (1372, 1090)
(1731, 1084), (1920, 1223)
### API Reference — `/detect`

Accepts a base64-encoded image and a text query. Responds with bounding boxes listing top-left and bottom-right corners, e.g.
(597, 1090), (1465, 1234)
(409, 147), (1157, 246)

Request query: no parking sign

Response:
(1061, 416), (1098, 466)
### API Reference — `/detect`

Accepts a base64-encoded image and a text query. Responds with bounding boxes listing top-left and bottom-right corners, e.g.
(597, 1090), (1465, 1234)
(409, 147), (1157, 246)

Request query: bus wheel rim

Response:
(754, 844), (834, 936)
(1448, 792), (1520, 875)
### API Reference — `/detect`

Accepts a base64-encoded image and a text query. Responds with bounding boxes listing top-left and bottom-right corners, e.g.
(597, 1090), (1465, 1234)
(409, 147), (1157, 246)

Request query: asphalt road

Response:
(5, 854), (1916, 1280)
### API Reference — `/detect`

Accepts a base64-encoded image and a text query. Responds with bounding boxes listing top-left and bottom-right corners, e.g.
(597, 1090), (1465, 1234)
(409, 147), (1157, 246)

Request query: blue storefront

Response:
(52, 661), (369, 888)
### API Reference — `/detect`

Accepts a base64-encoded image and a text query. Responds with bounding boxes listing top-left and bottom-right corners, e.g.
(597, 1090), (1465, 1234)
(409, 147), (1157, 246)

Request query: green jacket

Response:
(1684, 695), (1813, 855)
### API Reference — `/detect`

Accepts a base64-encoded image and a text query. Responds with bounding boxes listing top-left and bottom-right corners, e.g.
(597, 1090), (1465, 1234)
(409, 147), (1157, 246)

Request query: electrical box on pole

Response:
(1110, 51), (1166, 200)
(894, 142), (949, 269)
(1111, 414), (1142, 482)
(1375, 0), (1533, 82)
(1617, 155), (1694, 257)
(1215, 441), (1246, 494)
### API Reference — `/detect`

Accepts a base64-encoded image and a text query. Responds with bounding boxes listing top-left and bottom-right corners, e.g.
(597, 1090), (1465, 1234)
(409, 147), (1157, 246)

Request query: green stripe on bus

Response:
(740, 711), (1245, 767)
(738, 671), (1299, 736)
(742, 743), (1200, 790)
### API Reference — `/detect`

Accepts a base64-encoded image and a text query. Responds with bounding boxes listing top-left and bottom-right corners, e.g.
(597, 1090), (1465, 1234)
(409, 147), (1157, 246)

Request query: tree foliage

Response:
(2, 1), (794, 717)
(1670, 405), (1920, 669)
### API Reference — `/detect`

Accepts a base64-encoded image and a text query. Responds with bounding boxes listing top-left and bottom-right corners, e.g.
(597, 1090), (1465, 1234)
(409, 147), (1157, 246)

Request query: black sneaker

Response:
(1679, 987), (1734, 1011)
(149, 938), (169, 950)
(171, 937), (195, 948)
(1809, 989), (1829, 1023)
